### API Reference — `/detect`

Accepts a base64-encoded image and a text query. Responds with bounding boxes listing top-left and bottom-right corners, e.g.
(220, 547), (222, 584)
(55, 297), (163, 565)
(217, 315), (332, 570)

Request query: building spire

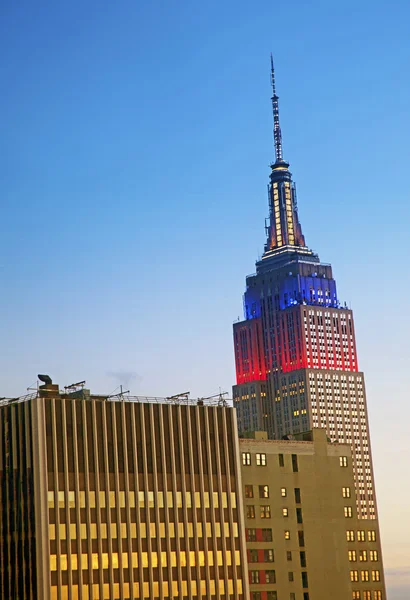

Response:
(270, 54), (284, 163)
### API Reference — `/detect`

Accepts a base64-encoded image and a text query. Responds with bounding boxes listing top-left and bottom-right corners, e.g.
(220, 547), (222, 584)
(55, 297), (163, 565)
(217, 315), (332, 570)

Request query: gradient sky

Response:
(1, 1), (409, 596)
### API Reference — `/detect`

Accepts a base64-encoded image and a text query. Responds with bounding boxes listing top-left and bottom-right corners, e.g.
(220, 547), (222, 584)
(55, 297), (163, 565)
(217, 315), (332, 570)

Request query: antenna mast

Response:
(271, 54), (283, 163)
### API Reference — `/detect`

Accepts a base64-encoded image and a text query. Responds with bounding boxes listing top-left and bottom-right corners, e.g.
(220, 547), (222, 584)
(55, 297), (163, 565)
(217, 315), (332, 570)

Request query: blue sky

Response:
(1, 1), (409, 596)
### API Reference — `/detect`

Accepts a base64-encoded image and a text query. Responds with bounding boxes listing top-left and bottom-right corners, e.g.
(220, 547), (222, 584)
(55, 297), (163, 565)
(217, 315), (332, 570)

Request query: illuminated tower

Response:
(233, 57), (378, 521)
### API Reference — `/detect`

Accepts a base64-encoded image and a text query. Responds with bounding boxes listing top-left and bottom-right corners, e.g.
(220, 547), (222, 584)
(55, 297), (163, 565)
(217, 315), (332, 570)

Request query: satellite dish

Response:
(38, 374), (52, 385)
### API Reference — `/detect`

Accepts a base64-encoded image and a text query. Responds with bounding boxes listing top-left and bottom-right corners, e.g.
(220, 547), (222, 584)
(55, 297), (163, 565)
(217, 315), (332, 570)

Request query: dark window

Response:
(292, 454), (298, 472)
(288, 572), (294, 582)
(251, 593), (261, 600)
(247, 528), (256, 542)
(267, 593), (277, 600)
(279, 454), (284, 467)
(300, 551), (306, 568)
(303, 594), (310, 600)
(298, 531), (305, 547)
(245, 485), (254, 498)
(295, 488), (301, 503)
(302, 571), (309, 588)
(297, 507), (303, 523)
(249, 550), (258, 563)
(262, 529), (273, 542)
(287, 551), (292, 561)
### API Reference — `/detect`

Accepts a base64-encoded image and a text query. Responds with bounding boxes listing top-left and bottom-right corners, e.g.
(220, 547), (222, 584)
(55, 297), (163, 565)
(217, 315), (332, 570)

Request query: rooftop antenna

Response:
(270, 54), (284, 163)
(166, 392), (190, 404)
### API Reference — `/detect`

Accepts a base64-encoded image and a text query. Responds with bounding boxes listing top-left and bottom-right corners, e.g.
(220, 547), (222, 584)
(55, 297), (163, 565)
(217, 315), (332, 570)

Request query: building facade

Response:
(232, 59), (380, 527)
(239, 430), (385, 600)
(0, 382), (249, 600)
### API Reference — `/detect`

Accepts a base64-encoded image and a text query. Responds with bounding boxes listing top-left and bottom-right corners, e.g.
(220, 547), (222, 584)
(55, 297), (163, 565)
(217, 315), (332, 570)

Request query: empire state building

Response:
(233, 58), (378, 521)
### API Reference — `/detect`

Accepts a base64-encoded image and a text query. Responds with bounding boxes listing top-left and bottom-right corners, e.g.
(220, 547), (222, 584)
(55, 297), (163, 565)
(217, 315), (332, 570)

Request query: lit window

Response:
(373, 592), (382, 600)
(242, 452), (251, 466)
(282, 508), (289, 517)
(340, 456), (348, 467)
(250, 571), (260, 584)
(281, 488), (287, 497)
(357, 530), (365, 542)
(352, 592), (360, 600)
(369, 550), (378, 562)
(342, 487), (351, 498)
(359, 550), (367, 562)
(350, 570), (359, 582)
(368, 531), (377, 542)
(260, 506), (271, 519)
(349, 550), (357, 562)
(361, 570), (369, 582)
(256, 453), (267, 466)
(371, 570), (380, 582)
(247, 506), (255, 519)
(284, 530), (290, 540)
(259, 485), (269, 498)
(344, 507), (353, 518)
(265, 570), (276, 584)
(346, 530), (355, 542)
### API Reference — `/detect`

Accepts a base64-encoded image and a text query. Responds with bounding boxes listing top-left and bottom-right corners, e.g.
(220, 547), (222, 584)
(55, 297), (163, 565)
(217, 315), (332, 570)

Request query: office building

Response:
(0, 380), (249, 600)
(239, 429), (385, 600)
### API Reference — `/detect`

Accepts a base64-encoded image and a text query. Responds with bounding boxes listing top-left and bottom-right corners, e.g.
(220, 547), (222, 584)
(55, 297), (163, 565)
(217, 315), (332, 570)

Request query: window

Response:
(247, 506), (255, 519)
(264, 549), (274, 562)
(267, 593), (277, 600)
(340, 456), (348, 467)
(250, 571), (260, 584)
(260, 505), (271, 519)
(290, 595), (296, 600)
(303, 594), (310, 600)
(359, 550), (367, 562)
(249, 550), (258, 563)
(350, 571), (359, 582)
(361, 570), (369, 582)
(256, 453), (267, 466)
(344, 506), (353, 518)
(265, 570), (276, 584)
(368, 531), (377, 542)
(369, 550), (378, 562)
(247, 528), (256, 542)
(259, 485), (269, 498)
(371, 570), (380, 582)
(373, 592), (382, 600)
(281, 488), (287, 497)
(346, 530), (355, 542)
(298, 531), (305, 547)
(242, 452), (251, 466)
(292, 454), (298, 472)
(245, 485), (254, 498)
(287, 551), (292, 561)
(357, 530), (365, 542)
(262, 529), (273, 542)
(352, 592), (361, 600)
(349, 550), (357, 562)
(296, 508), (303, 523)
(363, 593), (371, 600)
(284, 530), (291, 540)
(301, 572), (308, 588)
(294, 488), (301, 503)
(279, 454), (284, 467)
(251, 594), (261, 600)
(300, 551), (306, 568)
(288, 572), (294, 582)
(342, 487), (351, 498)
(283, 508), (289, 517)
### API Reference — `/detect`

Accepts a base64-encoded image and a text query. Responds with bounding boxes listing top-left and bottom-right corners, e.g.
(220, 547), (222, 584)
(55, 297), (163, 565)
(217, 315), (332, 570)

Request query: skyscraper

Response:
(233, 57), (379, 522)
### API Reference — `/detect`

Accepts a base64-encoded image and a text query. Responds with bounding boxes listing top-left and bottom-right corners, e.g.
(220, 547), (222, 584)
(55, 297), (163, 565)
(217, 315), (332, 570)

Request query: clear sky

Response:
(1, 1), (409, 596)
